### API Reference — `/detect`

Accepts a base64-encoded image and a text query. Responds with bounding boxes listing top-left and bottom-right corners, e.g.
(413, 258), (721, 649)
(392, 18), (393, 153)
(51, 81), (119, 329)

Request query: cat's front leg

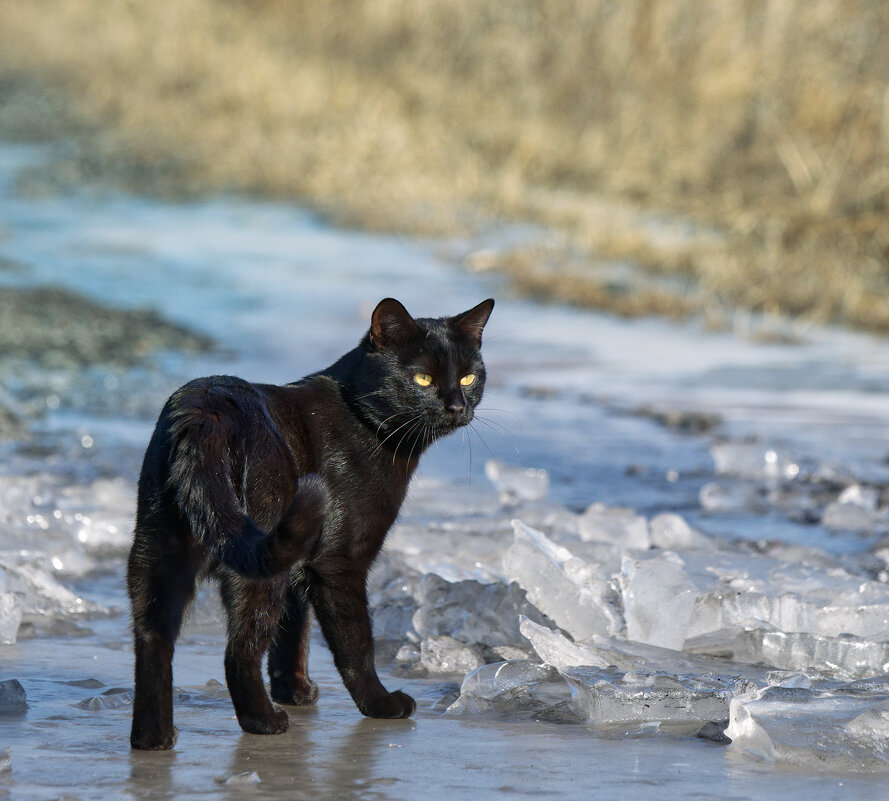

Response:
(306, 563), (415, 719)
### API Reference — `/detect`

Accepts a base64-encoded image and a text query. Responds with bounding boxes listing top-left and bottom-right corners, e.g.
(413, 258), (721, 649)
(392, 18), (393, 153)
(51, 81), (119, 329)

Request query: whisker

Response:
(375, 410), (410, 437)
(467, 423), (473, 489)
(474, 417), (521, 456)
(477, 406), (521, 423)
(372, 413), (422, 459)
(473, 415), (512, 436)
(468, 422), (497, 459)
(406, 422), (427, 467)
(393, 418), (424, 466)
(352, 388), (386, 402)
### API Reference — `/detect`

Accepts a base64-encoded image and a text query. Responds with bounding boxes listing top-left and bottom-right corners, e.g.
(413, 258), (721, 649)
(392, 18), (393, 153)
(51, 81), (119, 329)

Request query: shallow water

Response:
(2, 142), (889, 797)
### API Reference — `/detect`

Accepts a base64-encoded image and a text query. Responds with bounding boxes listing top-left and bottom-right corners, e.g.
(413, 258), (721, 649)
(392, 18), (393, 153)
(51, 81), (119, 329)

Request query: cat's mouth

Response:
(438, 407), (473, 432)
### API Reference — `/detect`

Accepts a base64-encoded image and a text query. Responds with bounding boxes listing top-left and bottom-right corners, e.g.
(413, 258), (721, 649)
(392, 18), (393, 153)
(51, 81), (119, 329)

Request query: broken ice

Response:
(710, 442), (801, 481)
(447, 660), (569, 718)
(503, 521), (621, 641)
(0, 555), (108, 622)
(578, 504), (649, 550)
(75, 688), (134, 711)
(485, 459), (549, 505)
(410, 573), (551, 647)
(727, 682), (889, 771)
(519, 620), (753, 731)
(0, 593), (22, 645)
(822, 484), (889, 533)
(419, 636), (484, 675)
(221, 771), (261, 786)
(620, 555), (698, 651)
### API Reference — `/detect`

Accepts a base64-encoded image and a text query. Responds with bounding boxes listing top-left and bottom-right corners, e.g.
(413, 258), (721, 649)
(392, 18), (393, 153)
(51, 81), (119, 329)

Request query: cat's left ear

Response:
(370, 298), (419, 349)
(451, 298), (495, 347)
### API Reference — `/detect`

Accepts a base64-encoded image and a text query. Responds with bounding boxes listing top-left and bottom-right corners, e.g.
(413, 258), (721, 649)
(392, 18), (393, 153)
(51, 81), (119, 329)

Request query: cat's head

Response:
(360, 297), (494, 444)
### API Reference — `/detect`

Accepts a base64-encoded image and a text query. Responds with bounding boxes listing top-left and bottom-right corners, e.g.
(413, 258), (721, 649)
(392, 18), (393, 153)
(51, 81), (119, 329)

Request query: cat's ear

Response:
(451, 299), (495, 347)
(370, 298), (419, 349)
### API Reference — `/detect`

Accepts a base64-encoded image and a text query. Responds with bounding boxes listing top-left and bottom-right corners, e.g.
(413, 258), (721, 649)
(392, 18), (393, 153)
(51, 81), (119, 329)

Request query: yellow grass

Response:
(1, 0), (888, 330)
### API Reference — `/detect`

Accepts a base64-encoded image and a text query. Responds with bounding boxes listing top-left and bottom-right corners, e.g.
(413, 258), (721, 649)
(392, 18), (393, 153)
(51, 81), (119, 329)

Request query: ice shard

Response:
(619, 555), (698, 650)
(504, 521), (622, 641)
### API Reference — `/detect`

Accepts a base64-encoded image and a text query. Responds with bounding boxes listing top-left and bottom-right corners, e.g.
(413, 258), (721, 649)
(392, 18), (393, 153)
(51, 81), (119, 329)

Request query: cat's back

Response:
(140, 375), (270, 485)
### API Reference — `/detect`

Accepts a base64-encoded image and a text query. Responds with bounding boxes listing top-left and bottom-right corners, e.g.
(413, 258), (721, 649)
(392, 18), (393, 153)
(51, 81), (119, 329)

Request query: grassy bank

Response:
(1, 1), (888, 331)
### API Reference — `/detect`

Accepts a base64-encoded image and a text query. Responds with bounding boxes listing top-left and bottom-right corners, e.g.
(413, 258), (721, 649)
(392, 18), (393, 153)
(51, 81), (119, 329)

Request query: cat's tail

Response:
(163, 381), (325, 579)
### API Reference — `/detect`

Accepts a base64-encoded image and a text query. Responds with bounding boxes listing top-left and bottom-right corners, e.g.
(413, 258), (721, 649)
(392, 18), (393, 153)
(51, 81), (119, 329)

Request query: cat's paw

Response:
(237, 703), (290, 735)
(362, 690), (416, 720)
(131, 724), (178, 751)
(270, 675), (319, 706)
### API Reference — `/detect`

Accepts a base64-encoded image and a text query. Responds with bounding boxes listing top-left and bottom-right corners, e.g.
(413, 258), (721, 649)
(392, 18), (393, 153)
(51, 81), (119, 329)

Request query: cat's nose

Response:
(444, 390), (465, 415)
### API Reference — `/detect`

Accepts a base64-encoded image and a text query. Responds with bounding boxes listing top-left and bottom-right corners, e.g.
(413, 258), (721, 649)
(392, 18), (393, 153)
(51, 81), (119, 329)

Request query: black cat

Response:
(127, 297), (494, 749)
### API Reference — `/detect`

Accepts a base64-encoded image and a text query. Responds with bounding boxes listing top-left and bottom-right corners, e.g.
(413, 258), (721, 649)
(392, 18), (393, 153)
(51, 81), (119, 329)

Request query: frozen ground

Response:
(2, 143), (889, 797)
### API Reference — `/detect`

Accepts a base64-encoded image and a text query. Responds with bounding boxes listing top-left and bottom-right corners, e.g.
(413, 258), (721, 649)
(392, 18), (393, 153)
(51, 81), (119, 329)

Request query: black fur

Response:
(127, 297), (494, 749)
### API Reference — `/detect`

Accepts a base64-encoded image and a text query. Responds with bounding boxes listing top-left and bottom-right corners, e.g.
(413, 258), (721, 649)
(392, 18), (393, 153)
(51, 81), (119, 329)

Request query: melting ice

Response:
(368, 447), (889, 772)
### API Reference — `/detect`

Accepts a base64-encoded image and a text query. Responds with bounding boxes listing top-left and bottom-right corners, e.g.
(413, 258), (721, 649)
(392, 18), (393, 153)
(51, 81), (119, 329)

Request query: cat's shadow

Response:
(225, 712), (414, 796)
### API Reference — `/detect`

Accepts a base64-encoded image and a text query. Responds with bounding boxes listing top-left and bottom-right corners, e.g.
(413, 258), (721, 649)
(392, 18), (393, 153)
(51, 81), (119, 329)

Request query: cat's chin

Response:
(439, 413), (473, 434)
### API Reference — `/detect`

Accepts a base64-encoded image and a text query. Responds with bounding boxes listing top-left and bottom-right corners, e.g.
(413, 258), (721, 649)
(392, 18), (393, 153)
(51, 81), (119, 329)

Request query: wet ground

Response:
(1, 142), (889, 798)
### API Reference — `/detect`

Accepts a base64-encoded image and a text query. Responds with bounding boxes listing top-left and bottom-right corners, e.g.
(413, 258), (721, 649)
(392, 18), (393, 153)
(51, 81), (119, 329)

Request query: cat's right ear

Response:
(370, 298), (419, 349)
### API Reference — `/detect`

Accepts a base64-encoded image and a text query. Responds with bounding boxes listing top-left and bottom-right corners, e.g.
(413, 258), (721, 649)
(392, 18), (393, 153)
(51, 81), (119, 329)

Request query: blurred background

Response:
(1, 0), (888, 331)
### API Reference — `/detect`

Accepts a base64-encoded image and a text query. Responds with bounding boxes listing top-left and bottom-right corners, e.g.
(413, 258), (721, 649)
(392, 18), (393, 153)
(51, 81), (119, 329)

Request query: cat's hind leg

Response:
(128, 528), (201, 750)
(219, 571), (290, 735)
(268, 577), (319, 706)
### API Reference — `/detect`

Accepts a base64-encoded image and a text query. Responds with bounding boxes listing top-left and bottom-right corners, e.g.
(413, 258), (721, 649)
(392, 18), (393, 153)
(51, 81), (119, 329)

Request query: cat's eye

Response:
(460, 374), (476, 387)
(413, 373), (433, 387)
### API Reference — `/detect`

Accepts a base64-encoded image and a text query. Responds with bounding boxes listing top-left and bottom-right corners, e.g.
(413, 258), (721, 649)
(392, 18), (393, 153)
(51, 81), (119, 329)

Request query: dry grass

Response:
(1, 0), (888, 330)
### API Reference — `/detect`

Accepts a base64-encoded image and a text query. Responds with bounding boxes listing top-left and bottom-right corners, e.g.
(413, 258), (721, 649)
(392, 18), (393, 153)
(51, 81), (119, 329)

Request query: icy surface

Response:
(4, 142), (889, 794)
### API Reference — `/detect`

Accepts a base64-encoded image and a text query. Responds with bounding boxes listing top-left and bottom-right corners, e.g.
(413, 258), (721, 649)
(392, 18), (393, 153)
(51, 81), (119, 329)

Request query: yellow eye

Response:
(460, 374), (476, 387)
(414, 373), (433, 387)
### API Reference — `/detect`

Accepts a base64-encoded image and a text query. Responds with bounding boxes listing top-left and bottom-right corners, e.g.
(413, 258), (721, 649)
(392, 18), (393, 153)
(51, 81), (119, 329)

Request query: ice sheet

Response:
(4, 140), (889, 790)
